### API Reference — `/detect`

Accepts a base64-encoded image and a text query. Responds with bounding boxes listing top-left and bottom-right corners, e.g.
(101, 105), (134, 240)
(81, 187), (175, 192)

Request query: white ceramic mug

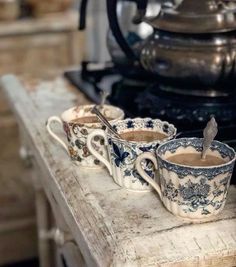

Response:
(136, 138), (236, 220)
(87, 118), (177, 191)
(46, 104), (124, 167)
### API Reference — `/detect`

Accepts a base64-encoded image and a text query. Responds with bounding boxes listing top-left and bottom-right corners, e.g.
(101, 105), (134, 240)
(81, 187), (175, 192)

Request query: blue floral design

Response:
(139, 145), (153, 153)
(146, 120), (154, 128)
(179, 179), (210, 211)
(220, 175), (231, 186)
(160, 160), (234, 179)
(132, 169), (149, 185)
(124, 167), (154, 186)
(162, 123), (170, 134)
(126, 120), (134, 128)
(179, 179), (210, 201)
(111, 142), (129, 167)
(163, 180), (178, 201)
(161, 175), (233, 215)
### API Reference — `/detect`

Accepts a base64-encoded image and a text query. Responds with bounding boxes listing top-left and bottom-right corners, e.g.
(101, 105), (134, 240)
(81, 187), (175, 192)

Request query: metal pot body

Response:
(141, 30), (236, 89)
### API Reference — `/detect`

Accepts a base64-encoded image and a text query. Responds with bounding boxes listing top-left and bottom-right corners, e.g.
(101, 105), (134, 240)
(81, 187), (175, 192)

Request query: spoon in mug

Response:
(91, 106), (122, 139)
(201, 117), (218, 160)
(99, 90), (110, 108)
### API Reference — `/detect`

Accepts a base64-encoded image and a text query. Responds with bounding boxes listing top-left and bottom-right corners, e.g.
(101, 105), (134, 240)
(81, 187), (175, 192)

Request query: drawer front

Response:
(0, 117), (35, 221)
(44, 189), (86, 267)
(0, 33), (70, 75)
(17, 115), (87, 267)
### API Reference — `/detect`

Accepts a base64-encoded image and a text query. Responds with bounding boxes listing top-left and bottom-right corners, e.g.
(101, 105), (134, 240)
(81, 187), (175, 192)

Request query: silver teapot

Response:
(107, 0), (236, 91)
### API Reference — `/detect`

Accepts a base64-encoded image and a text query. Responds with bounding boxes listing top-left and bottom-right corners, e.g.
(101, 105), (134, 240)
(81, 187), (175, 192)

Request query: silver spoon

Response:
(91, 106), (122, 139)
(100, 90), (110, 108)
(202, 117), (218, 159)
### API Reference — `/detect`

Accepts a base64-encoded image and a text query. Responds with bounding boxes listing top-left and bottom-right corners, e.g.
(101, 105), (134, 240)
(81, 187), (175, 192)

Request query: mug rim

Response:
(60, 104), (125, 125)
(156, 137), (236, 169)
(107, 117), (177, 145)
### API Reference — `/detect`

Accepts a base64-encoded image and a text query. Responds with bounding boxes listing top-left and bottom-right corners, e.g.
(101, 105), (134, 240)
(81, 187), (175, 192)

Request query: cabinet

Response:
(15, 76), (89, 267)
(0, 12), (84, 266)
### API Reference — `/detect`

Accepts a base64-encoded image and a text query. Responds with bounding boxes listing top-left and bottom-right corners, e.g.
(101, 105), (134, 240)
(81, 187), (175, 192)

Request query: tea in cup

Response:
(87, 118), (177, 191)
(46, 104), (124, 167)
(136, 137), (236, 220)
(167, 153), (225, 166)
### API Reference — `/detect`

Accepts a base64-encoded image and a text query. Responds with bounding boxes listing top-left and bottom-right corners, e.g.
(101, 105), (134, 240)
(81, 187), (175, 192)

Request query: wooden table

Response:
(1, 75), (236, 267)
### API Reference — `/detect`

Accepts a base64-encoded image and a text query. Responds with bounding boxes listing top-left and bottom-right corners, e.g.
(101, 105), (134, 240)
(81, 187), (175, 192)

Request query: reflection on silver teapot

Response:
(141, 30), (236, 89)
(107, 0), (236, 90)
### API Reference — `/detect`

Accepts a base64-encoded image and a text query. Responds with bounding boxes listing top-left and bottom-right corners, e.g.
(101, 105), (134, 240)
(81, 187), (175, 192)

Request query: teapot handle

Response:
(106, 0), (148, 62)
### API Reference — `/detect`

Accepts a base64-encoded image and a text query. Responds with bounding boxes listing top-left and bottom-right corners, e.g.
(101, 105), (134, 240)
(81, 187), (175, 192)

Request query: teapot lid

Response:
(144, 0), (236, 33)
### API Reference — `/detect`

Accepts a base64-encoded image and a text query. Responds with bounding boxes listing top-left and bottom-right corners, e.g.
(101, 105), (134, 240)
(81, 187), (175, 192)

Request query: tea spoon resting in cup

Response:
(91, 106), (122, 139)
(99, 90), (110, 108)
(201, 117), (218, 160)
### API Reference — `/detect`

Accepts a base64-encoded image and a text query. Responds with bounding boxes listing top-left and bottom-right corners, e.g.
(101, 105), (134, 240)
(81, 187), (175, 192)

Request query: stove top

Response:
(64, 62), (236, 184)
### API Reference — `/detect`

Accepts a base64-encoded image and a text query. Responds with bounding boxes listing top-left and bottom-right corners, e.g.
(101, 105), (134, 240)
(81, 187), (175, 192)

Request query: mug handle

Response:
(46, 116), (69, 155)
(86, 129), (112, 175)
(135, 152), (163, 200)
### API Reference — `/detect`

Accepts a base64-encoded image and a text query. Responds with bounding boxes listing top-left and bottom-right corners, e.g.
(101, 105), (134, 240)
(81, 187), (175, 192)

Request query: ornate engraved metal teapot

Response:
(107, 0), (236, 91)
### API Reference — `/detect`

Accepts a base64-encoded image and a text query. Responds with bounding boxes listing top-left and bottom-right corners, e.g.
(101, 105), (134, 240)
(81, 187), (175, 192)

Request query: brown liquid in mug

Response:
(120, 130), (167, 142)
(71, 116), (112, 124)
(167, 153), (226, 167)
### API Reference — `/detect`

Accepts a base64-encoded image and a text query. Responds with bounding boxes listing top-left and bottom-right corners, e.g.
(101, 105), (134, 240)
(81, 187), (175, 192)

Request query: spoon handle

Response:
(91, 106), (121, 139)
(202, 117), (218, 159)
(100, 90), (110, 107)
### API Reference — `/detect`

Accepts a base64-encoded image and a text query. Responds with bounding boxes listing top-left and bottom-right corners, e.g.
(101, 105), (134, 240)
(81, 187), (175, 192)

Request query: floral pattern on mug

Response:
(87, 118), (177, 191)
(155, 138), (236, 218)
(108, 138), (156, 186)
(162, 175), (231, 216)
(106, 118), (177, 190)
(68, 124), (105, 165)
(46, 105), (124, 167)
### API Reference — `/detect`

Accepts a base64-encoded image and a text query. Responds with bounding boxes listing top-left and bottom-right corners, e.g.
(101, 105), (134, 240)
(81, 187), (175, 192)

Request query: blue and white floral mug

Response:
(87, 118), (177, 192)
(136, 138), (236, 220)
